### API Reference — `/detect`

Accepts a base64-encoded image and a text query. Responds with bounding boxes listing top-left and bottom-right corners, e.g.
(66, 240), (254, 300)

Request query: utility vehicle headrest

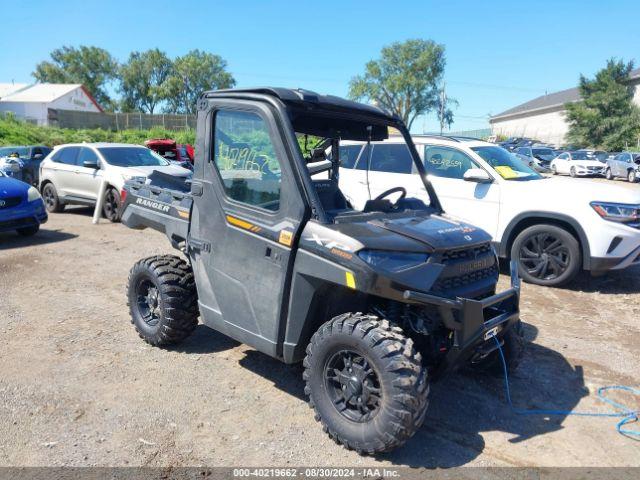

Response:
(308, 148), (327, 163)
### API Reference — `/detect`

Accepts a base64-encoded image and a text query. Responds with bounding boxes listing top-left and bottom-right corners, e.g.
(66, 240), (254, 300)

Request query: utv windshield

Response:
(471, 146), (542, 181)
(291, 113), (433, 220)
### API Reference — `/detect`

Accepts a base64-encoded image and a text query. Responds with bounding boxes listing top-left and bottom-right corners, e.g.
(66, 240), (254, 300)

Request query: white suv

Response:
(337, 136), (640, 286)
(39, 143), (192, 221)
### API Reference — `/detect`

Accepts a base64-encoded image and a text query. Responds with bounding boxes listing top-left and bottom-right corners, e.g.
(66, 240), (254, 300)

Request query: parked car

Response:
(499, 137), (539, 151)
(144, 139), (194, 170)
(0, 145), (52, 186)
(550, 151), (605, 177)
(605, 152), (640, 182)
(514, 146), (555, 172)
(0, 169), (48, 236)
(39, 143), (192, 222)
(335, 136), (640, 286)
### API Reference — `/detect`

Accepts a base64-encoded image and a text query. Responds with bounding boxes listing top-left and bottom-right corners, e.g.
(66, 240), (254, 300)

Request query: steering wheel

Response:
(374, 187), (407, 207)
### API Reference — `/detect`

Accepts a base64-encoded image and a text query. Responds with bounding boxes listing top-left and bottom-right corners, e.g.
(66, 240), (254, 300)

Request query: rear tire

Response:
(42, 183), (64, 213)
(304, 313), (429, 454)
(551, 165), (557, 175)
(605, 168), (613, 180)
(127, 255), (199, 347)
(468, 320), (525, 375)
(103, 187), (121, 222)
(511, 224), (581, 287)
(16, 225), (39, 236)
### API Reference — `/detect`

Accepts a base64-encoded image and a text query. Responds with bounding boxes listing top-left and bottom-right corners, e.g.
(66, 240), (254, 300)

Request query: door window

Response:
(52, 147), (80, 165)
(424, 145), (477, 179)
(213, 110), (282, 212)
(77, 147), (99, 167)
(337, 144), (363, 169)
(364, 144), (414, 173)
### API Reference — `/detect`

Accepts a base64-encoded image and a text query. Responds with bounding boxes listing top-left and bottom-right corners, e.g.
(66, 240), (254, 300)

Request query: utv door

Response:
(189, 101), (307, 357)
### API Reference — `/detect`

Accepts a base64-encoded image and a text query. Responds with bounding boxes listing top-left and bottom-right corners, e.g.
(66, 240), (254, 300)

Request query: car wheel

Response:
(569, 166), (577, 178)
(16, 225), (39, 236)
(42, 183), (65, 213)
(511, 224), (581, 287)
(102, 187), (121, 222)
(304, 313), (429, 454)
(551, 165), (557, 175)
(628, 170), (637, 183)
(605, 168), (613, 180)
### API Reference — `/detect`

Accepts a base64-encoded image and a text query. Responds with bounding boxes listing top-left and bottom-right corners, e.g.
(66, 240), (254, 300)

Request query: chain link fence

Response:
(48, 109), (196, 131)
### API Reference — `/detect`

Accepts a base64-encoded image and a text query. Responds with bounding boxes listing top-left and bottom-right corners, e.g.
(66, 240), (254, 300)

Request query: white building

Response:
(490, 68), (640, 146)
(0, 83), (102, 125)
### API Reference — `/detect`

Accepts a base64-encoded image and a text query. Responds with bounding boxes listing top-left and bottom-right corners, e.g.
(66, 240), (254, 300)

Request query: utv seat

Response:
(312, 180), (351, 217)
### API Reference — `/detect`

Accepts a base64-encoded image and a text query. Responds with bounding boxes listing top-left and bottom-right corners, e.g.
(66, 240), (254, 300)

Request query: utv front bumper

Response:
(403, 261), (521, 378)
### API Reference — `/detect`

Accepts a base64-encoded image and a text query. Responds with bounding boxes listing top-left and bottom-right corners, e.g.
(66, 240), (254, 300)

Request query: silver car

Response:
(605, 152), (640, 182)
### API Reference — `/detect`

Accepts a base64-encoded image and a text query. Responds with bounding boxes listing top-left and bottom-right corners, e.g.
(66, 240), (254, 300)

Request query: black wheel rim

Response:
(43, 186), (55, 209)
(519, 233), (570, 281)
(135, 279), (161, 327)
(324, 349), (382, 422)
(104, 191), (118, 219)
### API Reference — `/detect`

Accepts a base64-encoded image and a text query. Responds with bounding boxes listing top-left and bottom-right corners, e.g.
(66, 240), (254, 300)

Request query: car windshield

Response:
(471, 146), (542, 181)
(532, 148), (554, 157)
(572, 152), (589, 160)
(0, 146), (28, 158)
(98, 147), (170, 167)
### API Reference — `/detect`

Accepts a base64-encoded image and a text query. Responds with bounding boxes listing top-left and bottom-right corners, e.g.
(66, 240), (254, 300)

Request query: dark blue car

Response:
(0, 170), (48, 236)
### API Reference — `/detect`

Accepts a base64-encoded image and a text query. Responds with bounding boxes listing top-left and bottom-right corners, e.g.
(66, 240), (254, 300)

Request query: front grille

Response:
(432, 264), (499, 292)
(0, 196), (22, 209)
(440, 243), (492, 263)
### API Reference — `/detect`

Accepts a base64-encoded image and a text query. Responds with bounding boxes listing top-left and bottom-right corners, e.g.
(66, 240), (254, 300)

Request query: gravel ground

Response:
(1, 182), (639, 468)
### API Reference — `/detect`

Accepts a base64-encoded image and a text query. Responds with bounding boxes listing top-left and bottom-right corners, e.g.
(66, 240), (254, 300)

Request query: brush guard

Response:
(403, 261), (521, 378)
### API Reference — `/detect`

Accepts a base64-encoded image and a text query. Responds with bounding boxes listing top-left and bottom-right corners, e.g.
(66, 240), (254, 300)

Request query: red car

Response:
(144, 139), (194, 165)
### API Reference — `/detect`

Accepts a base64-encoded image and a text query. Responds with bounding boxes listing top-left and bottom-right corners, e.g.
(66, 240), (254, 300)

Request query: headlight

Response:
(27, 186), (41, 202)
(591, 201), (640, 224)
(358, 250), (429, 272)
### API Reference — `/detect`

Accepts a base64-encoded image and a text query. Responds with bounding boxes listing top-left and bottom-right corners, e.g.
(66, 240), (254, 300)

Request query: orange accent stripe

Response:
(226, 215), (254, 231)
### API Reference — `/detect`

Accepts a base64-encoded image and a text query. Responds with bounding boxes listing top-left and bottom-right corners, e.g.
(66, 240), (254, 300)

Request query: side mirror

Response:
(463, 168), (492, 183)
(33, 153), (43, 160)
(83, 159), (99, 169)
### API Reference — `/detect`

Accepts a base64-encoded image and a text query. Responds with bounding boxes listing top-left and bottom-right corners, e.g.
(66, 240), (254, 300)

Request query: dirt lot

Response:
(1, 182), (639, 468)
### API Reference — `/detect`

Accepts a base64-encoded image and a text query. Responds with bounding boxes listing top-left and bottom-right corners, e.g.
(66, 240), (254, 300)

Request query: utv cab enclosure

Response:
(122, 87), (524, 454)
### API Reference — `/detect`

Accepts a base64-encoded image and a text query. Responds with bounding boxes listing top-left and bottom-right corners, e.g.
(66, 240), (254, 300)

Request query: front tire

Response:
(304, 313), (429, 454)
(570, 166), (577, 178)
(103, 187), (121, 222)
(605, 168), (613, 180)
(127, 255), (199, 347)
(42, 183), (64, 213)
(628, 170), (637, 183)
(551, 165), (557, 175)
(511, 224), (581, 286)
(16, 225), (39, 236)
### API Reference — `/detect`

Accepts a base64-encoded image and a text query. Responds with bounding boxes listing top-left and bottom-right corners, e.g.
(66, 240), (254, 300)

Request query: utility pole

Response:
(438, 83), (447, 135)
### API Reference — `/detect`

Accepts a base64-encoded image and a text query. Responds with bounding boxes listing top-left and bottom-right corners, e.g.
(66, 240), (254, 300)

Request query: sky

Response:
(1, 0), (639, 132)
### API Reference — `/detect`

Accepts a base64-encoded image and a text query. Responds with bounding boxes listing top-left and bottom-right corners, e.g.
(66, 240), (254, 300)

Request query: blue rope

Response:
(493, 335), (640, 439)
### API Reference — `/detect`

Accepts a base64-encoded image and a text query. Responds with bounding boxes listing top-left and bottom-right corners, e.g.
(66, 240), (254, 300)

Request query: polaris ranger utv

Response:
(122, 87), (524, 454)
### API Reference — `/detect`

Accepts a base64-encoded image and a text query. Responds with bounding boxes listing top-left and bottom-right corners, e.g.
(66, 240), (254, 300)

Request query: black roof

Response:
(203, 87), (396, 120)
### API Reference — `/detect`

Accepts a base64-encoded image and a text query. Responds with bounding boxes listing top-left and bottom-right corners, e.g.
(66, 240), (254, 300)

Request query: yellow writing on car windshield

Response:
(495, 166), (518, 179)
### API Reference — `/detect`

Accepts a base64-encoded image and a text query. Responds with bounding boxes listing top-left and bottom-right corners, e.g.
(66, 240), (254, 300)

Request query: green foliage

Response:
(33, 46), (119, 111)
(565, 59), (640, 150)
(164, 50), (236, 114)
(349, 39), (447, 129)
(0, 114), (194, 147)
(119, 49), (173, 114)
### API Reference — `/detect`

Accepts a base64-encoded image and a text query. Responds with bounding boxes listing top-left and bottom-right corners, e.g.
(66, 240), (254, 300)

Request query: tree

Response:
(565, 59), (640, 150)
(119, 49), (173, 114)
(164, 50), (235, 114)
(33, 46), (119, 110)
(349, 39), (447, 129)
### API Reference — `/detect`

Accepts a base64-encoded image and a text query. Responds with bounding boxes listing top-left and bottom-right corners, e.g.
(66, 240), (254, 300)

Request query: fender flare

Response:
(499, 211), (591, 270)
